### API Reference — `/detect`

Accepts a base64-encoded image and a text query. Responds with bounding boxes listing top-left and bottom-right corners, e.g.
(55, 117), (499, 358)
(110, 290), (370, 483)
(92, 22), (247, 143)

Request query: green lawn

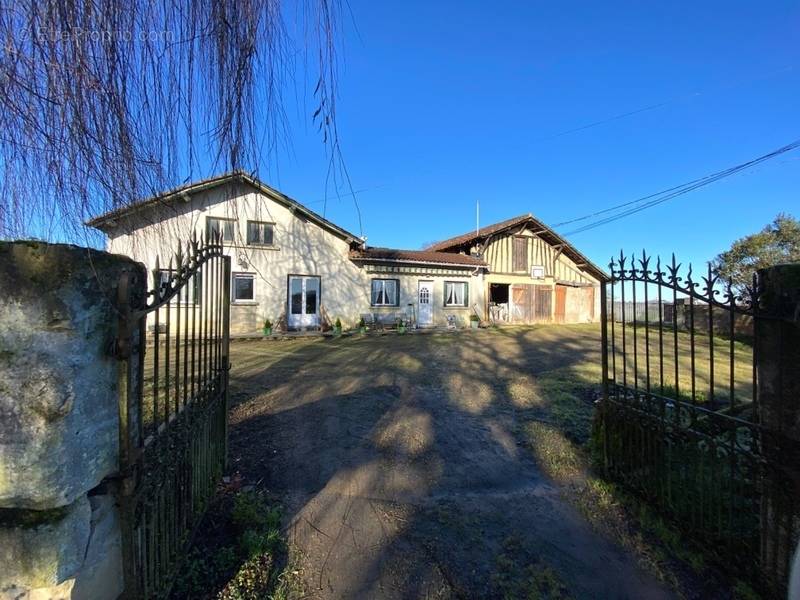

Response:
(609, 323), (754, 406)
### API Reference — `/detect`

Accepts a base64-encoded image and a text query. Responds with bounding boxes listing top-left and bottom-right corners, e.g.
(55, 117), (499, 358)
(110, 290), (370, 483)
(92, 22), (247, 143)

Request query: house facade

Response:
(88, 172), (604, 334)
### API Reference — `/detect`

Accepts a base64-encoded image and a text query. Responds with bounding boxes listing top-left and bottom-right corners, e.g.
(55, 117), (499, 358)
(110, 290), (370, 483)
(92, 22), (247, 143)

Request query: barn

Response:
(427, 214), (607, 324)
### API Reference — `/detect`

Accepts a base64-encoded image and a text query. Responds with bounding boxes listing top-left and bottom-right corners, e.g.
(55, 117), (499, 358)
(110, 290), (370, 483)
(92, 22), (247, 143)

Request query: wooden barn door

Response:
(511, 284), (531, 323)
(554, 285), (567, 323)
(534, 286), (552, 322)
(512, 284), (553, 324)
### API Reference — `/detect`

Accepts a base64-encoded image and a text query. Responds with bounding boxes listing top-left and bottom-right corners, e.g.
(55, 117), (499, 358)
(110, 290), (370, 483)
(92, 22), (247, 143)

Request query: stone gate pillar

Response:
(0, 241), (144, 600)
(755, 263), (800, 593)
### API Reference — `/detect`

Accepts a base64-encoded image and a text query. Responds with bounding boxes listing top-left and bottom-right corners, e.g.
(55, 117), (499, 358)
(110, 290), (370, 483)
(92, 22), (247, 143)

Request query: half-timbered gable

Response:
(427, 214), (607, 324)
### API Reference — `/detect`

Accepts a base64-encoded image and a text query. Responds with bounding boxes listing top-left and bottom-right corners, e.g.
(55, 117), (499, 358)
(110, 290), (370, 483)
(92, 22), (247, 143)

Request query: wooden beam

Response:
(552, 246), (564, 277)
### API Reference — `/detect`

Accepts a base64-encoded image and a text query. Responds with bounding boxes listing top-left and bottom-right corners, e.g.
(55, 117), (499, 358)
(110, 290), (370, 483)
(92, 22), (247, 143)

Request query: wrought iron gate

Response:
(115, 235), (231, 598)
(599, 251), (798, 597)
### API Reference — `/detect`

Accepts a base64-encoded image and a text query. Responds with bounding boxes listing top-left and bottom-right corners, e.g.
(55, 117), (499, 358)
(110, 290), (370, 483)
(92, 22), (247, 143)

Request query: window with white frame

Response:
(444, 281), (468, 307)
(371, 278), (399, 306)
(247, 221), (274, 246)
(232, 273), (255, 302)
(206, 217), (235, 242)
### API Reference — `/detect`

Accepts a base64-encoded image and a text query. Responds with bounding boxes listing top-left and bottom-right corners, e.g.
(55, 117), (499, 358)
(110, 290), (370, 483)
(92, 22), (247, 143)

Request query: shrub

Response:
(231, 491), (281, 533)
(263, 318), (272, 329)
(240, 528), (283, 559)
(334, 317), (342, 329)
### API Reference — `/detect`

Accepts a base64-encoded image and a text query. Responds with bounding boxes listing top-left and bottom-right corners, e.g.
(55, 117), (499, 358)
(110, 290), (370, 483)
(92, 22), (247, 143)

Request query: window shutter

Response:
(463, 282), (469, 307)
(394, 280), (400, 306)
(513, 237), (528, 271)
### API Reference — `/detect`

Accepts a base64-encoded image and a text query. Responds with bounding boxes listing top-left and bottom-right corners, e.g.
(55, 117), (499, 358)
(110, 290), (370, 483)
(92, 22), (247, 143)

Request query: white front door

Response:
(418, 280), (433, 327)
(288, 276), (320, 329)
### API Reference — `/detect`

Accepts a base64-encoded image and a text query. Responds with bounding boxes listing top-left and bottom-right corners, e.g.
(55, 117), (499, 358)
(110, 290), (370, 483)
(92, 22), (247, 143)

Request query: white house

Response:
(87, 172), (604, 334)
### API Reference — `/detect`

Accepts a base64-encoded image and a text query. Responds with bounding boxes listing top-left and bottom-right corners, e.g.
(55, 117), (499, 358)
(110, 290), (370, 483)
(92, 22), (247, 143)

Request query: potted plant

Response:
(262, 318), (273, 336)
(397, 318), (406, 334)
(469, 314), (480, 329)
(333, 317), (342, 336)
(357, 317), (367, 334)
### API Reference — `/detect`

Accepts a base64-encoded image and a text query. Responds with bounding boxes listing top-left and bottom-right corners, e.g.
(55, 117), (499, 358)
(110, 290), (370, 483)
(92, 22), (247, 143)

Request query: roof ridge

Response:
(85, 171), (363, 243)
(425, 213), (533, 251)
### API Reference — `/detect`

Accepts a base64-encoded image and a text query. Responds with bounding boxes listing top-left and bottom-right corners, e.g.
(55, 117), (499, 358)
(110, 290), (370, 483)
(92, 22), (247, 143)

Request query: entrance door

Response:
(418, 280), (433, 326)
(288, 276), (320, 329)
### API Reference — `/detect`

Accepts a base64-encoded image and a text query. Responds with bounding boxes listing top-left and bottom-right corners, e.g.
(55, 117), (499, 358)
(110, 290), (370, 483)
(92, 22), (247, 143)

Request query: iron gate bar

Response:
(600, 249), (800, 598)
(631, 258), (637, 390)
(643, 251), (651, 394)
(116, 232), (230, 599)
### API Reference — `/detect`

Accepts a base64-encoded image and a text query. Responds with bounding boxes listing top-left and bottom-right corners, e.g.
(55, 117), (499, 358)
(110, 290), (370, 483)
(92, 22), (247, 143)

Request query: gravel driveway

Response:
(226, 326), (674, 599)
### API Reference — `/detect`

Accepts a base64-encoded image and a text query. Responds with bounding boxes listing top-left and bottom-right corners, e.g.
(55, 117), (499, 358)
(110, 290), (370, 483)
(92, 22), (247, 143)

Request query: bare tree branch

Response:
(0, 0), (344, 244)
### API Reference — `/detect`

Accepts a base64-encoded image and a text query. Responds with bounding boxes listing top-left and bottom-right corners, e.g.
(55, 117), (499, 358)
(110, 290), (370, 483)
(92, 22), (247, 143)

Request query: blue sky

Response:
(260, 1), (799, 271)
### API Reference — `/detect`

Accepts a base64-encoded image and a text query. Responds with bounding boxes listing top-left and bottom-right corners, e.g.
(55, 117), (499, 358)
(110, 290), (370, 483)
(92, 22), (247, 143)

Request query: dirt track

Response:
(227, 326), (674, 599)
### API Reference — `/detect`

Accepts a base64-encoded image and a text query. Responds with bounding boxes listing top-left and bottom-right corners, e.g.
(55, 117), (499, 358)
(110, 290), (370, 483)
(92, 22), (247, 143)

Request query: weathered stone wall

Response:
(0, 241), (143, 600)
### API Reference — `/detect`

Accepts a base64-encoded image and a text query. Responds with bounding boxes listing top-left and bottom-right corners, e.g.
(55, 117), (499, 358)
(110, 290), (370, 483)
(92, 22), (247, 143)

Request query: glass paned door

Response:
(288, 276), (321, 329)
(418, 280), (434, 326)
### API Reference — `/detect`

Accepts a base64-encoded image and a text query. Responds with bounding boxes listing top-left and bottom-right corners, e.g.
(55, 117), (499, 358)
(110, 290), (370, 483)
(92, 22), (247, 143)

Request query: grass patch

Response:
(610, 324), (753, 405)
(172, 488), (299, 600)
(490, 536), (571, 599)
(512, 343), (762, 598)
(520, 389), (763, 599)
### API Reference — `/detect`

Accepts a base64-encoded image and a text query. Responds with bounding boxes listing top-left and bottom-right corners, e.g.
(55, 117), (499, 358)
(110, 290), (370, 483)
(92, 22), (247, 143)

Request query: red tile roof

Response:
(350, 247), (486, 267)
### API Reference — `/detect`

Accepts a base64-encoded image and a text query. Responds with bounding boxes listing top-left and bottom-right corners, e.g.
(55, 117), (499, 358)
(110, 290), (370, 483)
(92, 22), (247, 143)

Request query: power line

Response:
(536, 65), (793, 143)
(556, 137), (800, 236)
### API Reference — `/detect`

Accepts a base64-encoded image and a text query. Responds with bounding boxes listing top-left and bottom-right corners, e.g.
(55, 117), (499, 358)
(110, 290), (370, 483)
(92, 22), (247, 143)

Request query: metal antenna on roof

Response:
(476, 199), (480, 237)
